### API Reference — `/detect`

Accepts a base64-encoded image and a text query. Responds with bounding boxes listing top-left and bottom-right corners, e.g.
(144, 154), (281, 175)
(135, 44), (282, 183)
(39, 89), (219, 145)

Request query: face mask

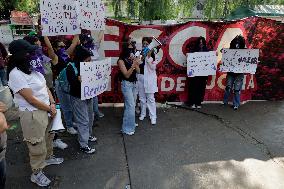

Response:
(28, 52), (45, 74)
(57, 48), (70, 63)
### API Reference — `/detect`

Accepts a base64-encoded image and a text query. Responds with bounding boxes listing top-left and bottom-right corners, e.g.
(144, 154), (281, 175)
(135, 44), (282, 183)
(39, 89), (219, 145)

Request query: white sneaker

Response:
(53, 139), (68, 150)
(45, 155), (64, 166)
(135, 123), (138, 127)
(151, 118), (156, 125)
(196, 105), (201, 109)
(67, 127), (78, 135)
(96, 111), (104, 118)
(124, 131), (135, 136)
(30, 171), (51, 187)
(190, 105), (196, 109)
(139, 116), (145, 121)
(89, 136), (97, 142)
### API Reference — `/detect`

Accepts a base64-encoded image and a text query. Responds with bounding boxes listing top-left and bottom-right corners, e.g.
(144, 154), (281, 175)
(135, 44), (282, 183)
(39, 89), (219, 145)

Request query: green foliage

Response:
(111, 0), (284, 21)
(12, 0), (40, 14)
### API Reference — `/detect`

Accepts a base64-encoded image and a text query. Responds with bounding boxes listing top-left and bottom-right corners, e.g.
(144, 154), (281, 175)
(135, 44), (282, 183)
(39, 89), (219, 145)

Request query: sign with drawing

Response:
(80, 58), (111, 100)
(40, 0), (81, 36)
(220, 49), (259, 74)
(77, 0), (105, 30)
(187, 51), (217, 77)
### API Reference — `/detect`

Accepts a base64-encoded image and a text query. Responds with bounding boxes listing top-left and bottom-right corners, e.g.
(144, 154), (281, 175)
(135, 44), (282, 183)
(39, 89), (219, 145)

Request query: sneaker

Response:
(196, 105), (201, 109)
(53, 139), (68, 150)
(135, 123), (138, 127)
(96, 111), (104, 118)
(221, 102), (227, 106)
(233, 106), (239, 110)
(124, 131), (135, 136)
(30, 171), (51, 187)
(89, 136), (97, 142)
(151, 118), (156, 125)
(139, 116), (145, 121)
(80, 146), (96, 154)
(190, 105), (196, 109)
(67, 127), (78, 135)
(45, 155), (64, 166)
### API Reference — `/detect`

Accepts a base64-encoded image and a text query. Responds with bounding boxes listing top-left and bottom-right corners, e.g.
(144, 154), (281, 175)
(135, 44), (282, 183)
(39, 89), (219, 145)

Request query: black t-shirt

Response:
(66, 62), (81, 99)
(119, 58), (137, 82)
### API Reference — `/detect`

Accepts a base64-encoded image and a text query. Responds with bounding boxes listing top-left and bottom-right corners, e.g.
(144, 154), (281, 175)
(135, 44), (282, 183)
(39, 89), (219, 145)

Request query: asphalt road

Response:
(5, 101), (284, 189)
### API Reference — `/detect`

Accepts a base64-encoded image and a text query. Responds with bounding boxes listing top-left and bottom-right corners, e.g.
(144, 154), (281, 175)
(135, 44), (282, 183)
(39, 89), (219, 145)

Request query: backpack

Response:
(58, 62), (78, 94)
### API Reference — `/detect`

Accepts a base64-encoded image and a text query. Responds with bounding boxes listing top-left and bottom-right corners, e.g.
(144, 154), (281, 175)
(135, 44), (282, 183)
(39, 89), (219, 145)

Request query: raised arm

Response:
(43, 36), (58, 65)
(66, 35), (80, 56)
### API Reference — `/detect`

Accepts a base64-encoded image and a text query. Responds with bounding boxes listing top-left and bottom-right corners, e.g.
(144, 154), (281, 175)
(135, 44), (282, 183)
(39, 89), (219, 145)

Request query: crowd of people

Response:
(0, 27), (247, 187)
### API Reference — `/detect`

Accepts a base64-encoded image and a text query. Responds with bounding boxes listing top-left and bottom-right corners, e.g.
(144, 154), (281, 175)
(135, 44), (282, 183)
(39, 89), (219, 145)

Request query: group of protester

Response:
(0, 28), (246, 187)
(0, 27), (106, 187)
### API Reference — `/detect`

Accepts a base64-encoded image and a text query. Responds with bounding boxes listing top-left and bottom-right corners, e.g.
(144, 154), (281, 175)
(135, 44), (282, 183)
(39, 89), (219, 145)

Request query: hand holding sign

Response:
(187, 51), (217, 77)
(220, 49), (259, 74)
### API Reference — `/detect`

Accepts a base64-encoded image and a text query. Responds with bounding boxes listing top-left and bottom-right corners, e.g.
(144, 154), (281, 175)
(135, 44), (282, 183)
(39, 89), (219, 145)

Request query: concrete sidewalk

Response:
(5, 101), (284, 189)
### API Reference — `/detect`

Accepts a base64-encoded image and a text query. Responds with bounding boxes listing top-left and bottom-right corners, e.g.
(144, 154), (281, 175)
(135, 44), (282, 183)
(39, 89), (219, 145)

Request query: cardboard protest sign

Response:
(220, 49), (259, 74)
(80, 58), (111, 100)
(77, 0), (105, 30)
(40, 0), (81, 36)
(187, 51), (217, 77)
(0, 25), (13, 44)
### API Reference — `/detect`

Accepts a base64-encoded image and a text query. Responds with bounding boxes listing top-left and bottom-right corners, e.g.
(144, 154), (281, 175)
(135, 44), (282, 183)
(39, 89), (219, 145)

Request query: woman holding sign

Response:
(186, 37), (209, 109)
(66, 45), (96, 154)
(118, 38), (141, 135)
(222, 35), (246, 110)
(53, 36), (80, 135)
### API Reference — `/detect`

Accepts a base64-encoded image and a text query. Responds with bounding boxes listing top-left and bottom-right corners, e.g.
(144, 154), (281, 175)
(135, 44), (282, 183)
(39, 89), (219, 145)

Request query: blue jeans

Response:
(121, 80), (137, 134)
(223, 74), (244, 107)
(0, 159), (6, 189)
(0, 68), (7, 86)
(93, 96), (100, 116)
(70, 96), (94, 148)
(54, 80), (73, 128)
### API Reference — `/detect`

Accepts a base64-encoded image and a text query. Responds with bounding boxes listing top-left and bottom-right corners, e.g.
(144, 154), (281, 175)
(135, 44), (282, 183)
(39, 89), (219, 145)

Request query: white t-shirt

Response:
(8, 68), (50, 111)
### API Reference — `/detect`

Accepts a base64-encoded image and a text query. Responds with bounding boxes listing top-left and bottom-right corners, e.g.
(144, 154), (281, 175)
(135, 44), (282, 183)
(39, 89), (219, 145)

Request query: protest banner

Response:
(220, 49), (259, 74)
(81, 58), (111, 100)
(78, 0), (105, 30)
(40, 0), (81, 36)
(187, 51), (217, 77)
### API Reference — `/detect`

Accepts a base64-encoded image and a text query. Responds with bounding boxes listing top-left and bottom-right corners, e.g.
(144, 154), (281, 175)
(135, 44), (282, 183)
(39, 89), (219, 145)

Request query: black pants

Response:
(187, 76), (208, 106)
(0, 159), (6, 189)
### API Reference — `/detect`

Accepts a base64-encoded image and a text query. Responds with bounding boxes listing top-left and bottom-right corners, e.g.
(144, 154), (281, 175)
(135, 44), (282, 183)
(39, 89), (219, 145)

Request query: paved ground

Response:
(5, 101), (284, 189)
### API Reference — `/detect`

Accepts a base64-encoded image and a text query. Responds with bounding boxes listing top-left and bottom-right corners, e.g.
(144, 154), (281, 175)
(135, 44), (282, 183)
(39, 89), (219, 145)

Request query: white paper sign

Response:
(40, 0), (81, 36)
(220, 49), (259, 74)
(78, 0), (105, 30)
(81, 58), (111, 100)
(0, 25), (13, 45)
(187, 51), (217, 77)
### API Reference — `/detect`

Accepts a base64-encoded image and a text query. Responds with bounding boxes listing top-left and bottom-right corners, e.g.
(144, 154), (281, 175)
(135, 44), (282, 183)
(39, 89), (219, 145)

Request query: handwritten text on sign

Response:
(187, 51), (217, 77)
(40, 0), (81, 36)
(78, 0), (105, 30)
(81, 58), (111, 100)
(220, 49), (259, 74)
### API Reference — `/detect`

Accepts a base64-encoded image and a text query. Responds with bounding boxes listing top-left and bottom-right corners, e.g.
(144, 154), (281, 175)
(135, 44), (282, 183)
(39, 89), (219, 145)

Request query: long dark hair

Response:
(0, 42), (8, 59)
(230, 35), (246, 49)
(73, 45), (92, 64)
(194, 36), (207, 52)
(7, 51), (32, 80)
(119, 37), (136, 60)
